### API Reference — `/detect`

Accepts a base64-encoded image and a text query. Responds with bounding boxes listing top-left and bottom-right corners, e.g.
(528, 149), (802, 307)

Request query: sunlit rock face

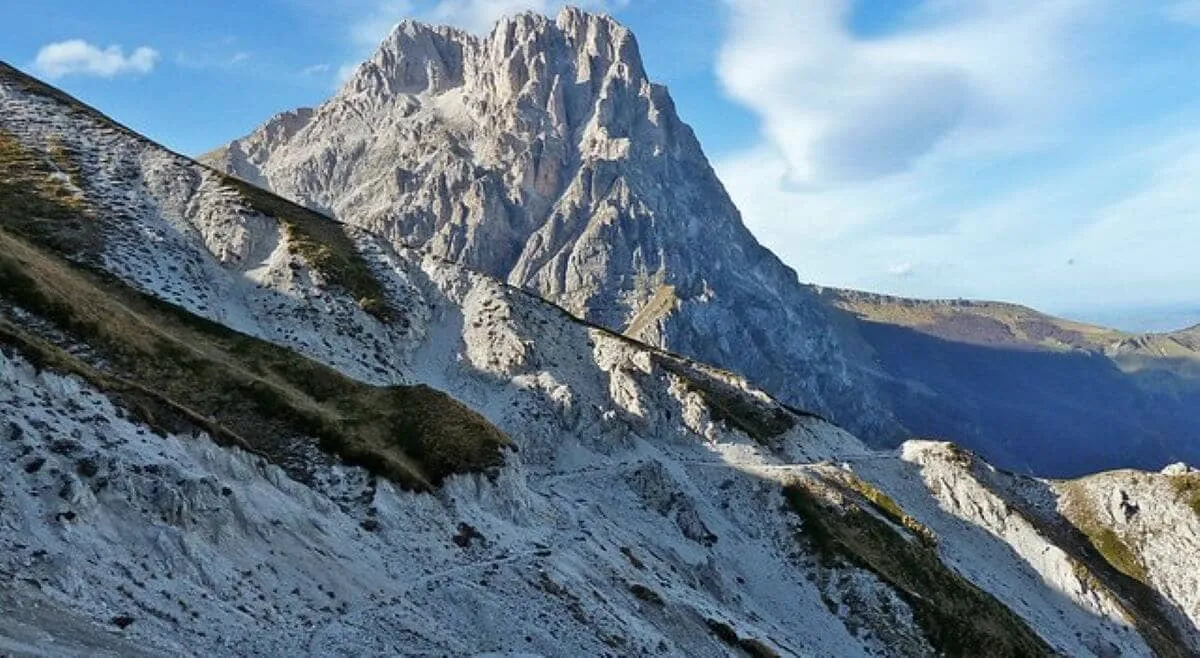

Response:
(205, 8), (899, 441)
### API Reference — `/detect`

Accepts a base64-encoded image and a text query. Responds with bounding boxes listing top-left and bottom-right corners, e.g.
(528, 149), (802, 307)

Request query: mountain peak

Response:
(346, 8), (648, 103)
(205, 8), (898, 440)
(353, 20), (470, 96)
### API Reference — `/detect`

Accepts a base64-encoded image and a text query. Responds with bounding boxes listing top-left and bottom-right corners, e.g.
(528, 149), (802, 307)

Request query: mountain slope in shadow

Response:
(823, 289), (1200, 477)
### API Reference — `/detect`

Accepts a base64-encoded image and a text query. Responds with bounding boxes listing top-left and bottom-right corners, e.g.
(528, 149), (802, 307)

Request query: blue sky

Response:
(3, 0), (1200, 330)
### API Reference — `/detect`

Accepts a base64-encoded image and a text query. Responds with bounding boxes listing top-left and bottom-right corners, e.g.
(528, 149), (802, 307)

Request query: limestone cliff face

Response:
(204, 8), (896, 438)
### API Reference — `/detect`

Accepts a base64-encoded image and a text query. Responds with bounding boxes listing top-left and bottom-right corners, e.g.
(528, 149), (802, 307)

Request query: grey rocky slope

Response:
(5, 63), (1200, 657)
(202, 7), (897, 441)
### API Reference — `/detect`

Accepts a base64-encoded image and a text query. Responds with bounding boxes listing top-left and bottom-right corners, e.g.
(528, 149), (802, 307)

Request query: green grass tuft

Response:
(654, 355), (794, 443)
(840, 474), (938, 548)
(1170, 474), (1200, 517)
(627, 583), (664, 606)
(0, 128), (99, 258)
(1087, 527), (1148, 583)
(704, 619), (780, 658)
(1062, 490), (1149, 584)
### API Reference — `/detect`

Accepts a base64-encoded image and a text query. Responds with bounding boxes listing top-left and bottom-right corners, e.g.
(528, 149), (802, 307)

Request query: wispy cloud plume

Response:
(714, 1), (1200, 312)
(717, 0), (1101, 186)
(175, 49), (253, 70)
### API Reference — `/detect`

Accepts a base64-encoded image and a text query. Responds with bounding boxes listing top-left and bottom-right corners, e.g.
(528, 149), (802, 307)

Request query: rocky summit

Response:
(203, 8), (898, 442)
(207, 8), (1200, 480)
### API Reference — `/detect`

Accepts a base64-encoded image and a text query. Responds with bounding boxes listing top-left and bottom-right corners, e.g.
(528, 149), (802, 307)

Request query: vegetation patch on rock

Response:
(704, 618), (780, 658)
(837, 473), (938, 548)
(0, 128), (99, 258)
(1060, 486), (1149, 584)
(655, 356), (794, 443)
(1169, 474), (1200, 517)
(0, 226), (507, 491)
(215, 174), (392, 320)
(627, 583), (664, 606)
(782, 479), (1052, 657)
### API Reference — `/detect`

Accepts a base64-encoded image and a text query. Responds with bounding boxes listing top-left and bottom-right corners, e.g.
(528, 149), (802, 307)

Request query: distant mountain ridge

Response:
(822, 287), (1200, 476)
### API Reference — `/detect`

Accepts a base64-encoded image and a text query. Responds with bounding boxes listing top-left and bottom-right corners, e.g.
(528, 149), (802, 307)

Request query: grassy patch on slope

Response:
(1059, 486), (1149, 584)
(215, 174), (391, 320)
(0, 128), (99, 257)
(782, 480), (1051, 657)
(0, 230), (508, 489)
(0, 128), (508, 490)
(654, 355), (794, 443)
(1170, 474), (1200, 516)
(624, 283), (677, 338)
(838, 474), (938, 549)
(704, 619), (780, 658)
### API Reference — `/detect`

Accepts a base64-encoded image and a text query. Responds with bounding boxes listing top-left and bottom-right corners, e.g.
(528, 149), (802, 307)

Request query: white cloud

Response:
(719, 119), (1200, 310)
(1059, 135), (1200, 308)
(175, 44), (253, 71)
(302, 63), (332, 76)
(33, 40), (159, 79)
(717, 0), (1102, 186)
(713, 1), (1200, 313)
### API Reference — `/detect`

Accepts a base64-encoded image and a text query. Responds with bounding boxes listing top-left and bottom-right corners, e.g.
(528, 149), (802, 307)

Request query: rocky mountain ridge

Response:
(207, 7), (1200, 480)
(3, 61), (1200, 656)
(822, 287), (1200, 476)
(202, 7), (898, 442)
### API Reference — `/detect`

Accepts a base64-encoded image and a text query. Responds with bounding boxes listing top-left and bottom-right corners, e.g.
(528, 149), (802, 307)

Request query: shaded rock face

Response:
(205, 8), (896, 439)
